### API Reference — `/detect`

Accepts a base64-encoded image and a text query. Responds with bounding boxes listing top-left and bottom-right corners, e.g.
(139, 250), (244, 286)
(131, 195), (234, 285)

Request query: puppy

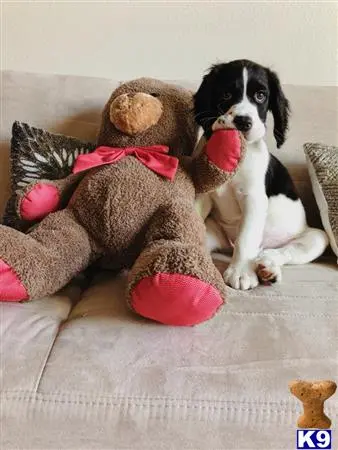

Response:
(193, 59), (328, 290)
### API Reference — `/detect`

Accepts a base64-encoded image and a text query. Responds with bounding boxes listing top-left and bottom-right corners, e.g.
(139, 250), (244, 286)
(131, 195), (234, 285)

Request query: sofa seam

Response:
(33, 318), (67, 393)
(223, 311), (338, 318)
(0, 394), (302, 411)
(229, 294), (337, 300)
(2, 396), (338, 416)
(0, 391), (301, 404)
(2, 392), (337, 409)
(32, 281), (88, 392)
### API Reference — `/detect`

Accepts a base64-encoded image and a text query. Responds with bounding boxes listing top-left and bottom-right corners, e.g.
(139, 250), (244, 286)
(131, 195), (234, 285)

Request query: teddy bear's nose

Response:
(109, 92), (163, 135)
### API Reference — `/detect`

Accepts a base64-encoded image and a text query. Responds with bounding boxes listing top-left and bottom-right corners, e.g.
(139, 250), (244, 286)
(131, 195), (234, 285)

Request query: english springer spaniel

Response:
(193, 59), (328, 290)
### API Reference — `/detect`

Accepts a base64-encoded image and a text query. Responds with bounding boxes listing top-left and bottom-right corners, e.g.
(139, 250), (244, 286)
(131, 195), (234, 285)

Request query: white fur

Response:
(196, 67), (328, 290)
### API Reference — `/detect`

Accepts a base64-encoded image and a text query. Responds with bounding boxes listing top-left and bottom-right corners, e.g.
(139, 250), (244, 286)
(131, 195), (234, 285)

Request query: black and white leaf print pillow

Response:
(2, 121), (95, 230)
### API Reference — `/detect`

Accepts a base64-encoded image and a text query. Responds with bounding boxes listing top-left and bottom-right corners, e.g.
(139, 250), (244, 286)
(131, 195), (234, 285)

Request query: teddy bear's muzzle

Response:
(109, 92), (163, 136)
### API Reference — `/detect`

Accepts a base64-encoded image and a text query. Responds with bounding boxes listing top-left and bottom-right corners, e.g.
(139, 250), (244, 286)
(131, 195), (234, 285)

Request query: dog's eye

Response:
(254, 91), (266, 103)
(223, 92), (232, 101)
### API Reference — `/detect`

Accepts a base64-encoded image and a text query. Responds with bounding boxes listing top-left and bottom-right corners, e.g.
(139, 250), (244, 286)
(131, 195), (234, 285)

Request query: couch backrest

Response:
(1, 71), (337, 227)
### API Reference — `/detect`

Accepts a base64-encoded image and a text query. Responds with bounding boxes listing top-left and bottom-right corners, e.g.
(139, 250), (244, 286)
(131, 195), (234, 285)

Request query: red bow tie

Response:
(72, 145), (179, 181)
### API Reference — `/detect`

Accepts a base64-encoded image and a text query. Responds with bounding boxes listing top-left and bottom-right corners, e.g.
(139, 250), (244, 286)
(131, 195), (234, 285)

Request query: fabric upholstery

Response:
(1, 71), (338, 226)
(304, 142), (338, 260)
(1, 264), (337, 449)
(2, 121), (94, 229)
(0, 71), (337, 449)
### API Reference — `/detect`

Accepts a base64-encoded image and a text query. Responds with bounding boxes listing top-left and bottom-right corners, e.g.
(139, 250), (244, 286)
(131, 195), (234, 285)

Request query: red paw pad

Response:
(20, 184), (60, 221)
(206, 129), (242, 172)
(0, 260), (29, 302)
(131, 273), (223, 326)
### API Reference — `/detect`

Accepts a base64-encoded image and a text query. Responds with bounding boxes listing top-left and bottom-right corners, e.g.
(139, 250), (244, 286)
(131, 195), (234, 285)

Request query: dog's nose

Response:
(233, 115), (252, 132)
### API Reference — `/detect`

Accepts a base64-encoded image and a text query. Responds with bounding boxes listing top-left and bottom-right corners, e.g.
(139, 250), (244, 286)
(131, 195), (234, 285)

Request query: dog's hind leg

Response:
(255, 227), (329, 283)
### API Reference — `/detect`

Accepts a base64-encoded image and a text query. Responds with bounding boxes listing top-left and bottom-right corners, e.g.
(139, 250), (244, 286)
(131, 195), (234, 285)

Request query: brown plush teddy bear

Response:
(0, 78), (245, 326)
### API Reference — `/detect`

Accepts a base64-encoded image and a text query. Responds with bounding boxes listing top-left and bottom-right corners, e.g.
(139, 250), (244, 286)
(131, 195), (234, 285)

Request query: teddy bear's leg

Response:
(0, 208), (100, 302)
(128, 206), (227, 326)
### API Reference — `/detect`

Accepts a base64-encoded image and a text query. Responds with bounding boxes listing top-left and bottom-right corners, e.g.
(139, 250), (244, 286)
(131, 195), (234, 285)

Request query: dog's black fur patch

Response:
(265, 154), (299, 200)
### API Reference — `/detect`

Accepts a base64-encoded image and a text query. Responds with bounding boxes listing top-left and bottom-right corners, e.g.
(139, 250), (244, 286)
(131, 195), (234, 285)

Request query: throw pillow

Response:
(304, 142), (338, 261)
(2, 121), (95, 230)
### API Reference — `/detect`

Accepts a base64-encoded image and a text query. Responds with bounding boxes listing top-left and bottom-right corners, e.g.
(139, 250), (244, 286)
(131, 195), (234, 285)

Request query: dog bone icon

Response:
(289, 380), (337, 429)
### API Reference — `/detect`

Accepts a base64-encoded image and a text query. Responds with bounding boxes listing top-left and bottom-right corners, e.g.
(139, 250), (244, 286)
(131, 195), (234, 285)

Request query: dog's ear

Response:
(193, 65), (219, 134)
(267, 69), (290, 148)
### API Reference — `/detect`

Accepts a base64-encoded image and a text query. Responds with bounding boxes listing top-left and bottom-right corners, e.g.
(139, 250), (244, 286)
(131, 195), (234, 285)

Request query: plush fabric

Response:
(131, 272), (223, 326)
(16, 173), (85, 223)
(205, 128), (243, 171)
(2, 121), (94, 229)
(0, 259), (28, 301)
(0, 79), (245, 327)
(73, 145), (179, 180)
(19, 183), (60, 221)
(0, 209), (99, 299)
(110, 92), (164, 135)
(1, 71), (337, 228)
(304, 143), (338, 260)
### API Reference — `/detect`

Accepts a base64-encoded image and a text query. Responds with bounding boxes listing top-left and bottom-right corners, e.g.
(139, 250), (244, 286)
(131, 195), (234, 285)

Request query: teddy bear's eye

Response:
(150, 93), (159, 98)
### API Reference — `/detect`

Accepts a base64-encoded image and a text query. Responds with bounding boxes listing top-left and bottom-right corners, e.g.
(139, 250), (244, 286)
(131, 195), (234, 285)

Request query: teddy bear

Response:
(0, 77), (245, 326)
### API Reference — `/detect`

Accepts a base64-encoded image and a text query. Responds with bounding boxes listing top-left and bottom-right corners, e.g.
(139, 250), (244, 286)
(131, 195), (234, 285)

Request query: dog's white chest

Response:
(232, 143), (269, 191)
(210, 142), (270, 240)
(215, 143), (268, 202)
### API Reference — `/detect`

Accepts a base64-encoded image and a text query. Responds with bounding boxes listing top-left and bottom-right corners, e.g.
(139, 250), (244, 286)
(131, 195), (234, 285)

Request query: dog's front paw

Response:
(255, 250), (282, 284)
(224, 261), (259, 290)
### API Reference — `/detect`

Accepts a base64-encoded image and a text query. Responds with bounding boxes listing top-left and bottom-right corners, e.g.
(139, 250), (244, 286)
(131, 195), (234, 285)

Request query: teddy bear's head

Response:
(97, 78), (198, 156)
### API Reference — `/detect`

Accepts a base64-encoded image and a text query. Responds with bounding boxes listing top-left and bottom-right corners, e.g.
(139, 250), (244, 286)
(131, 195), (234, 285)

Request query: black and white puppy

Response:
(193, 59), (328, 290)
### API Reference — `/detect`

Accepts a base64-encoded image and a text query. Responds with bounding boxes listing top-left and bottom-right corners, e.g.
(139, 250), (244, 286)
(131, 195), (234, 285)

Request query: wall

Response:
(2, 1), (338, 86)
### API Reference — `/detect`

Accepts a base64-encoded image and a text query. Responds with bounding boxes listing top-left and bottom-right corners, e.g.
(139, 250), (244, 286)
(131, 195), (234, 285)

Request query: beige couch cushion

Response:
(2, 264), (338, 449)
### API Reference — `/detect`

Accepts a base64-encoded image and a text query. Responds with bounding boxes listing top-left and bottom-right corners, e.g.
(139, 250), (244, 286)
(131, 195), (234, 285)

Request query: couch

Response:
(1, 71), (337, 450)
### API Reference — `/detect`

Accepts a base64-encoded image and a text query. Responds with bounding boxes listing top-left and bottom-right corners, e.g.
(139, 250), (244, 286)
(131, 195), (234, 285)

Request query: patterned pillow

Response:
(2, 121), (95, 230)
(304, 142), (338, 261)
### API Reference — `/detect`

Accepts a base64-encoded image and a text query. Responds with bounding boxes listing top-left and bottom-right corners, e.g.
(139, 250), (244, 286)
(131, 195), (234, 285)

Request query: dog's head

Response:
(193, 59), (290, 148)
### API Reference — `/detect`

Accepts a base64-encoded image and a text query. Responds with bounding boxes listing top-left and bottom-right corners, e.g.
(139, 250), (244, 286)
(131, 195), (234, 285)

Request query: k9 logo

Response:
(297, 430), (332, 449)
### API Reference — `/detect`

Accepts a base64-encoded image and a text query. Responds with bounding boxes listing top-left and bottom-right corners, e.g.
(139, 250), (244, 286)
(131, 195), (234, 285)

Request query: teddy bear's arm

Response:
(15, 173), (84, 222)
(190, 129), (245, 194)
